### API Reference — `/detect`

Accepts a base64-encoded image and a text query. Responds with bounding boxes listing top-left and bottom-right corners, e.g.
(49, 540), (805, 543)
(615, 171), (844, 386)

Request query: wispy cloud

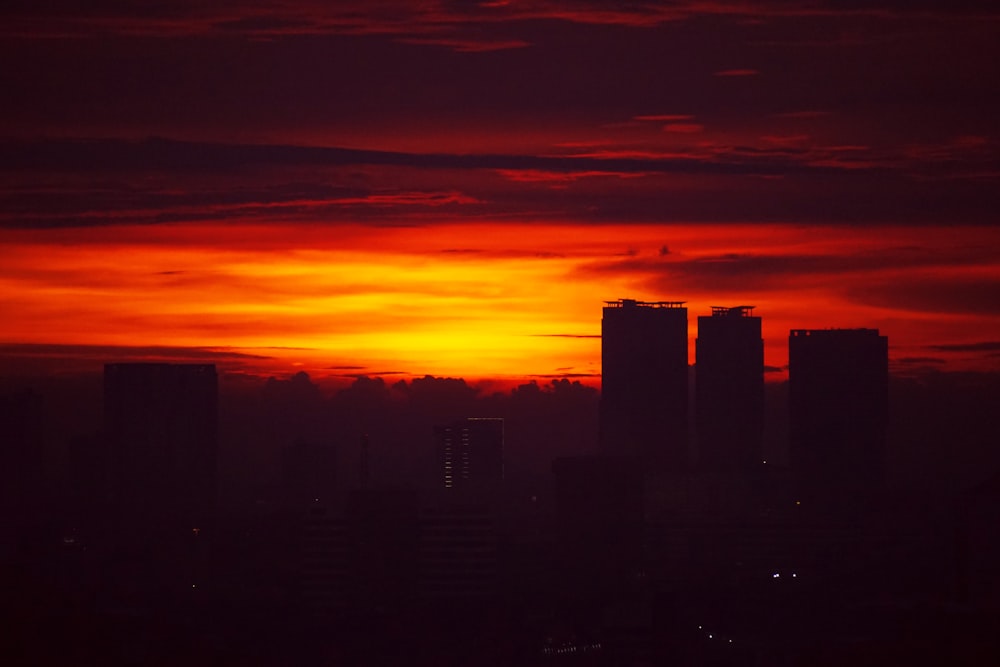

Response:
(4, 2), (995, 45)
(2, 135), (997, 229)
(928, 341), (1000, 353)
(714, 68), (759, 77)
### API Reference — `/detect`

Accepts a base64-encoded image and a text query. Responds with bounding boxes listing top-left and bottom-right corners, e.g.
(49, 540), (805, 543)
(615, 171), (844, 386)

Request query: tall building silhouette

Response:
(298, 488), (419, 615)
(419, 503), (498, 604)
(434, 417), (504, 491)
(0, 389), (44, 515)
(696, 306), (764, 470)
(103, 363), (218, 605)
(788, 329), (888, 513)
(600, 298), (689, 470)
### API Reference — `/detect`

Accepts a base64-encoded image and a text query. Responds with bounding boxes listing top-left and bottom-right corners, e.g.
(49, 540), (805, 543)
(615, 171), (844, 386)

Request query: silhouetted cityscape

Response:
(1, 300), (999, 665)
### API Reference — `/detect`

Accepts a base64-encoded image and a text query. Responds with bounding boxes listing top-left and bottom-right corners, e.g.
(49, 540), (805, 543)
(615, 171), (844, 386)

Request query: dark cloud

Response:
(0, 137), (883, 177)
(928, 342), (1000, 353)
(530, 334), (601, 339)
(0, 342), (273, 377)
(582, 247), (972, 293)
(10, 137), (994, 229)
(714, 69), (759, 77)
(0, 343), (269, 360)
(3, 1), (994, 40)
(848, 279), (1000, 316)
(395, 37), (531, 52)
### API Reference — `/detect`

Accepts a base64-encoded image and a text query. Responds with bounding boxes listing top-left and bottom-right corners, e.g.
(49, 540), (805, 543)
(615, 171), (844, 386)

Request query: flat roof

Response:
(604, 298), (686, 308)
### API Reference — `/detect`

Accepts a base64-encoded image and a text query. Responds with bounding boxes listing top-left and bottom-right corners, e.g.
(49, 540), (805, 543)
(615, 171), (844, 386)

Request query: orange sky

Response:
(3, 221), (998, 384)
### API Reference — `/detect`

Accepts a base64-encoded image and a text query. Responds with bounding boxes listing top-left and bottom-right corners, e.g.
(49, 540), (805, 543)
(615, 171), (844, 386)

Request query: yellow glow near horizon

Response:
(1, 221), (999, 381)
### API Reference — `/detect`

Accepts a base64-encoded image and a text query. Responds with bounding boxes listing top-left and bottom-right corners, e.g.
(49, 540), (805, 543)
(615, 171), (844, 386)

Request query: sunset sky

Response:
(1, 1), (998, 386)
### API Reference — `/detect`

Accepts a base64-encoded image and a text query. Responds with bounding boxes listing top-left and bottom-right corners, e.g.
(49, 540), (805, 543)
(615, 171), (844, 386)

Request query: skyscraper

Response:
(788, 329), (888, 513)
(696, 306), (764, 470)
(434, 417), (504, 491)
(600, 298), (689, 470)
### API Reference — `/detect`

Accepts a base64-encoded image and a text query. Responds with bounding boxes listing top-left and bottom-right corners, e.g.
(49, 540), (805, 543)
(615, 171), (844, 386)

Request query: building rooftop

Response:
(604, 298), (686, 309)
(710, 305), (756, 317)
(790, 328), (882, 337)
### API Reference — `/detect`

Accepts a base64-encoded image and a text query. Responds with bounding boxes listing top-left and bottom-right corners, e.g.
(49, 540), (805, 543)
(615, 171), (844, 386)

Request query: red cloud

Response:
(634, 114), (696, 122)
(714, 68), (759, 77)
(395, 37), (530, 52)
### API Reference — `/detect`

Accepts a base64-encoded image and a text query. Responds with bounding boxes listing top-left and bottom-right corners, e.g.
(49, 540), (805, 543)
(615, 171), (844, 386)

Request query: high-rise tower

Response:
(696, 306), (764, 470)
(434, 417), (504, 491)
(788, 329), (888, 513)
(600, 298), (689, 470)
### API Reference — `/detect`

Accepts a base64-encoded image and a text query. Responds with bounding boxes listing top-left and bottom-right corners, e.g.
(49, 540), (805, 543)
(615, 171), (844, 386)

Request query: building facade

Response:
(435, 417), (504, 491)
(696, 306), (764, 470)
(600, 299), (689, 470)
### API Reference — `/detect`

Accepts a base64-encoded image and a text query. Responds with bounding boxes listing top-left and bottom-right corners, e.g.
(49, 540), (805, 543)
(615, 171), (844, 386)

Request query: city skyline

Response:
(1, 2), (998, 384)
(4, 301), (998, 665)
(2, 5), (998, 660)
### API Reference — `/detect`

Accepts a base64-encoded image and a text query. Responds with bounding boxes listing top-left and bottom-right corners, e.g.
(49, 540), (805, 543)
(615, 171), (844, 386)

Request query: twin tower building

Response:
(600, 298), (888, 506)
(600, 299), (762, 471)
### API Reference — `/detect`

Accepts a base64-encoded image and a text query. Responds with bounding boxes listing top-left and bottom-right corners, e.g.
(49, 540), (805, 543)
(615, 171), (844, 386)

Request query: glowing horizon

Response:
(3, 220), (997, 384)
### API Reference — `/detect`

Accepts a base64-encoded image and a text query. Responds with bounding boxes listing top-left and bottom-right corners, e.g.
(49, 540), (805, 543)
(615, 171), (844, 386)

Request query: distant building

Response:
(434, 418), (504, 491)
(103, 363), (218, 606)
(0, 389), (44, 517)
(696, 306), (764, 470)
(298, 488), (419, 614)
(551, 456), (644, 592)
(788, 329), (888, 513)
(600, 299), (689, 470)
(298, 506), (350, 614)
(419, 503), (498, 604)
(281, 439), (337, 507)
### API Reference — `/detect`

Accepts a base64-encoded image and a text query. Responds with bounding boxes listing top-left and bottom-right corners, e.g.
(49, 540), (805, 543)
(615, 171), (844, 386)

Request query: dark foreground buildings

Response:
(600, 298), (689, 471)
(789, 329), (888, 514)
(696, 306), (764, 470)
(103, 362), (218, 607)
